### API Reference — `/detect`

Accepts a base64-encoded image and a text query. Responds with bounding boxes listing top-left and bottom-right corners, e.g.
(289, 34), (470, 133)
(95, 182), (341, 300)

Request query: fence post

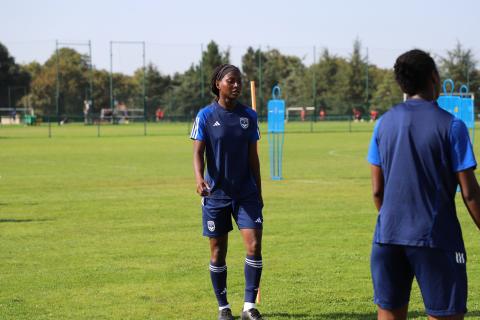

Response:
(48, 115), (52, 138)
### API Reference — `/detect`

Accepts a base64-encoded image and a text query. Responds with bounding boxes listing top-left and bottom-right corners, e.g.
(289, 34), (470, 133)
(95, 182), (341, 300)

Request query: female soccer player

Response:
(368, 49), (480, 320)
(191, 64), (264, 320)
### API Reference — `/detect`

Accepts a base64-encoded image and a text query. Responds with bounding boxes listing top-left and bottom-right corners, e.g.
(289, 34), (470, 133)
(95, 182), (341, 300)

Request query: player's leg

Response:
(233, 195), (263, 320)
(371, 243), (413, 320)
(241, 228), (263, 301)
(377, 306), (408, 320)
(240, 228), (263, 320)
(202, 197), (234, 320)
(209, 235), (233, 320)
(406, 247), (467, 320)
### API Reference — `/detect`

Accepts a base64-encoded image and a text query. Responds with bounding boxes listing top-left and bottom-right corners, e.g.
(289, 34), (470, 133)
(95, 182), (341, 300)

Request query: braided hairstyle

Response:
(394, 49), (438, 96)
(211, 64), (241, 100)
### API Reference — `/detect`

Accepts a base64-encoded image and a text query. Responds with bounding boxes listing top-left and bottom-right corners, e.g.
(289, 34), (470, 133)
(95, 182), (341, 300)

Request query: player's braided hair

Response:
(394, 49), (438, 96)
(211, 64), (241, 99)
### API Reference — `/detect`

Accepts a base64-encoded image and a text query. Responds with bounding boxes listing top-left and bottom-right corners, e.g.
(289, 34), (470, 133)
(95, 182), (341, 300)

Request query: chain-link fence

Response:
(2, 40), (478, 138)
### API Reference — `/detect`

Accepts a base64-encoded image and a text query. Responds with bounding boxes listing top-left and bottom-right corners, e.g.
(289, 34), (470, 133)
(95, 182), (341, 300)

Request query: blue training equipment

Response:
(267, 85), (285, 180)
(437, 79), (475, 143)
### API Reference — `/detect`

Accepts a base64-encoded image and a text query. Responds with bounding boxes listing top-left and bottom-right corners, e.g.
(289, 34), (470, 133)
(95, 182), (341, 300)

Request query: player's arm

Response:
(457, 169), (480, 230)
(193, 140), (210, 196)
(367, 119), (383, 211)
(249, 141), (263, 206)
(449, 118), (480, 230)
(371, 164), (384, 212)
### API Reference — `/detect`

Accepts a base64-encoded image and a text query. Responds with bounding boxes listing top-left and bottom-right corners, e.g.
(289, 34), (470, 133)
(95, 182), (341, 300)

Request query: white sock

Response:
(219, 304), (231, 311)
(243, 302), (256, 312)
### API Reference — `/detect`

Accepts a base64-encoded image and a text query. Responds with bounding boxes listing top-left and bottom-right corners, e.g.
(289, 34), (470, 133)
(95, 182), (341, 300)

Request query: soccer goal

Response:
(109, 41), (147, 133)
(114, 105), (145, 124)
(285, 107), (315, 122)
(55, 40), (94, 121)
(0, 108), (31, 125)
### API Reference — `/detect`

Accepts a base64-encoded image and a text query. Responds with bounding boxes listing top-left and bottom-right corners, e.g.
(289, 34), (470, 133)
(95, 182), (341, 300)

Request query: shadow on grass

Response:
(262, 310), (480, 319)
(0, 202), (39, 206)
(0, 218), (54, 223)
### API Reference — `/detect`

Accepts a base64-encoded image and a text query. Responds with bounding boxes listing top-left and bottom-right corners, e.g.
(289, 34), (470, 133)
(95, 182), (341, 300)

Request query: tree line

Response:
(0, 40), (478, 119)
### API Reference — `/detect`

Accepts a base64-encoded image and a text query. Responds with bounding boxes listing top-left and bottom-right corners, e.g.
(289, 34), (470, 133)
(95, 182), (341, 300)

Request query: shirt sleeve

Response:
(249, 112), (260, 142)
(190, 111), (206, 141)
(367, 118), (382, 166)
(449, 118), (477, 172)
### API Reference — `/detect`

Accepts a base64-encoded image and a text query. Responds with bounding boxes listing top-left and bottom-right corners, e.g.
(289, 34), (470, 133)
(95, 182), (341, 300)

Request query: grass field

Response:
(1, 122), (479, 320)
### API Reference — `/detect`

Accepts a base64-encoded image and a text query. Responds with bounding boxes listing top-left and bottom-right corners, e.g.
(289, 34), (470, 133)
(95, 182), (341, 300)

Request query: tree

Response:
(241, 47), (267, 113)
(263, 49), (306, 109)
(241, 47), (260, 82)
(347, 38), (368, 113)
(168, 65), (201, 117)
(110, 73), (139, 110)
(133, 63), (172, 117)
(439, 42), (478, 91)
(9, 40), (479, 120)
(86, 69), (108, 113)
(198, 41), (230, 108)
(29, 47), (90, 116)
(370, 70), (403, 112)
(0, 42), (30, 108)
(241, 48), (306, 116)
(307, 49), (350, 114)
(21, 62), (42, 79)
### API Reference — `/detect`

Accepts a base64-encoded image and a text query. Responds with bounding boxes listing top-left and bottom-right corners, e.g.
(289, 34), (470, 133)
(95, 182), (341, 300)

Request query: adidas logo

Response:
(220, 288), (227, 295)
(255, 218), (262, 224)
(455, 252), (465, 264)
(213, 121), (221, 127)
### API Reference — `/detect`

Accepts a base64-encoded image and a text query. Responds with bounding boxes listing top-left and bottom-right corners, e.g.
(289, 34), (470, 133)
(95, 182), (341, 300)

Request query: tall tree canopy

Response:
(0, 42), (31, 108)
(8, 40), (479, 118)
(439, 41), (478, 93)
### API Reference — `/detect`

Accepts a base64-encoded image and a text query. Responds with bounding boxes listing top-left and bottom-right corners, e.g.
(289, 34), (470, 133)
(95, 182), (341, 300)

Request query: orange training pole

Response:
(250, 81), (257, 111)
(250, 80), (261, 304)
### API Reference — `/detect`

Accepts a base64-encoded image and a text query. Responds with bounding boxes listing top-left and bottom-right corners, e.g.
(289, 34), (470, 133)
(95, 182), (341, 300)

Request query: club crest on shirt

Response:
(207, 220), (215, 232)
(240, 117), (249, 129)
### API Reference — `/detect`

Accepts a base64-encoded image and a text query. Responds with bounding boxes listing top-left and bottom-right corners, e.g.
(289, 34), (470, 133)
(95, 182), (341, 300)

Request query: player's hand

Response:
(196, 179), (211, 196)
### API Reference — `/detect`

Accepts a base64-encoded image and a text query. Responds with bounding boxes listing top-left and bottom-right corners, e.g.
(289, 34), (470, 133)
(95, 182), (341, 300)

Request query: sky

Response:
(2, 0), (480, 75)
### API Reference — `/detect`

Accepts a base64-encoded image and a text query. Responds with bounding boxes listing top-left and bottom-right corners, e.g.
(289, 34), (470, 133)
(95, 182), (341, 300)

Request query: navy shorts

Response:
(201, 194), (263, 237)
(371, 243), (467, 317)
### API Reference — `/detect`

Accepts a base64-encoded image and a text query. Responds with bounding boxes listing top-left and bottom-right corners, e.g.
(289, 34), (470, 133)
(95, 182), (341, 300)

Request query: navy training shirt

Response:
(190, 102), (260, 200)
(367, 99), (477, 251)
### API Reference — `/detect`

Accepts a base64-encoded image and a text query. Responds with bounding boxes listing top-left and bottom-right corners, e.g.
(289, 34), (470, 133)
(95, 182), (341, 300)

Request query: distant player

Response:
(83, 100), (90, 125)
(319, 108), (326, 121)
(155, 107), (164, 121)
(369, 109), (378, 122)
(367, 49), (480, 320)
(191, 64), (264, 320)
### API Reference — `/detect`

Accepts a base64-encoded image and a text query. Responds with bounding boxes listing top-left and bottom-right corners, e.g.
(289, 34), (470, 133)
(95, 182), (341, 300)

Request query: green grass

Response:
(0, 122), (479, 319)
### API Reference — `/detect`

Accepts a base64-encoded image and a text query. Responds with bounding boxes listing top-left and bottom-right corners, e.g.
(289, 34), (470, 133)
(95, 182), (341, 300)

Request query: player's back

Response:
(374, 99), (464, 251)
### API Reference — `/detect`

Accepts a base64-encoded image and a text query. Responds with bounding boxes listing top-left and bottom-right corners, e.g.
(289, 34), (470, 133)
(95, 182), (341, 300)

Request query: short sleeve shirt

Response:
(367, 99), (476, 251)
(191, 102), (260, 199)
